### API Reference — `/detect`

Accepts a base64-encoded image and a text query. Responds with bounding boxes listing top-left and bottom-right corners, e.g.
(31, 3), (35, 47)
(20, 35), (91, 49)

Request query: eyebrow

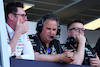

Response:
(46, 27), (57, 30)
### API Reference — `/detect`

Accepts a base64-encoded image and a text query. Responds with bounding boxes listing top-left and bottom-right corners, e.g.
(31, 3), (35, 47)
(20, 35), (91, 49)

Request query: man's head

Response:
(36, 14), (61, 43)
(67, 19), (85, 41)
(5, 2), (27, 30)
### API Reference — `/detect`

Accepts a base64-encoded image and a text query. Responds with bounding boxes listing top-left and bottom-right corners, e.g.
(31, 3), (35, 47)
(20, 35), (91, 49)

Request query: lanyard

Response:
(35, 34), (52, 54)
(70, 44), (76, 49)
(41, 44), (46, 53)
(6, 27), (11, 41)
(6, 27), (16, 56)
(40, 43), (51, 54)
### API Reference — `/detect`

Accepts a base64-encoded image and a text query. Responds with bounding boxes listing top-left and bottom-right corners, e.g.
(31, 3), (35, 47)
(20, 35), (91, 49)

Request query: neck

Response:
(45, 43), (49, 48)
(7, 20), (15, 31)
(43, 40), (50, 48)
(39, 33), (50, 48)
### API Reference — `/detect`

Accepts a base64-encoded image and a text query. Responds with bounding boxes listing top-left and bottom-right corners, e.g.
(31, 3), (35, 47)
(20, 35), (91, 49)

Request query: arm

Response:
(35, 50), (75, 63)
(8, 18), (28, 55)
(9, 32), (21, 54)
(70, 34), (86, 65)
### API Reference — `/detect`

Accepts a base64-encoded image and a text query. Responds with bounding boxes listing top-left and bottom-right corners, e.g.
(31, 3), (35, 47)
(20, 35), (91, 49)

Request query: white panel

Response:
(0, 0), (10, 67)
(58, 25), (68, 44)
(28, 21), (37, 35)
(85, 30), (100, 47)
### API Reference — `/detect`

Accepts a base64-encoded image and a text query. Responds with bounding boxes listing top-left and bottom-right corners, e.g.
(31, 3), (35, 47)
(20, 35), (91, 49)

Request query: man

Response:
(31, 14), (75, 63)
(90, 37), (100, 67)
(5, 2), (34, 60)
(61, 19), (96, 65)
(94, 37), (100, 58)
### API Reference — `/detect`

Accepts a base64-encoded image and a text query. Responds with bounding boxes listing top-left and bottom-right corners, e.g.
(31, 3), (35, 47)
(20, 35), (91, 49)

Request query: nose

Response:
(50, 29), (54, 35)
(24, 16), (27, 21)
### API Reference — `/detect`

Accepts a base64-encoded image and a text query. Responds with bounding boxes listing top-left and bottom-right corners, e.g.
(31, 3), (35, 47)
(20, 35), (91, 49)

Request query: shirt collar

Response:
(6, 23), (15, 39)
(36, 33), (55, 48)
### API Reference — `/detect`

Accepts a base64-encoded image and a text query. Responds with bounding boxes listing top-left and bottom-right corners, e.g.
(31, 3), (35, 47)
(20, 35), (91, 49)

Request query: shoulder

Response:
(28, 34), (37, 40)
(53, 39), (60, 42)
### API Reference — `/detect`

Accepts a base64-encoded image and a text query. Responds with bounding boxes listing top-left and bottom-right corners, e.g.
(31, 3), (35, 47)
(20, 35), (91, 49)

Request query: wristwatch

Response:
(12, 55), (16, 58)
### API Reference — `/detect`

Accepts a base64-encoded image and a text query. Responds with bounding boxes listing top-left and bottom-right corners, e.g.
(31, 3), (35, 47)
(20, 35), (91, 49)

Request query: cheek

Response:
(54, 31), (57, 35)
(44, 29), (49, 35)
(71, 32), (77, 37)
(19, 18), (24, 23)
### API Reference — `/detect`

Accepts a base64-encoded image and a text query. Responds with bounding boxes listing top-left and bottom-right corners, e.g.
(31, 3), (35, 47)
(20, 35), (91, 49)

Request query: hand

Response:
(76, 33), (86, 44)
(90, 54), (100, 67)
(15, 17), (29, 34)
(15, 56), (22, 59)
(60, 50), (75, 63)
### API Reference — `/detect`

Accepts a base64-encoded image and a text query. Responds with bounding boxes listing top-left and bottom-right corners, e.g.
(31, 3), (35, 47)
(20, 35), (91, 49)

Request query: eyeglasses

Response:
(12, 13), (27, 19)
(69, 27), (85, 32)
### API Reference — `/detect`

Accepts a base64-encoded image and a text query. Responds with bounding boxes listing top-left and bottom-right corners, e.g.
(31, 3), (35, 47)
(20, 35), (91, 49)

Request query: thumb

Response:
(17, 17), (19, 25)
(64, 49), (68, 52)
(17, 17), (21, 25)
(96, 53), (99, 59)
(67, 50), (73, 52)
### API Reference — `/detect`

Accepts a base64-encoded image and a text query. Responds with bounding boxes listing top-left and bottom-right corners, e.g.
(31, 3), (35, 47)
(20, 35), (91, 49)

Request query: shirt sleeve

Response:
(21, 33), (35, 60)
(8, 44), (11, 57)
(7, 34), (12, 58)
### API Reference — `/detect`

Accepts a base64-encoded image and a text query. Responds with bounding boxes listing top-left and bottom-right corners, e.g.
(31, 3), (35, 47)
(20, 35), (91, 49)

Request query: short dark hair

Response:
(39, 14), (60, 25)
(5, 2), (23, 21)
(67, 19), (84, 29)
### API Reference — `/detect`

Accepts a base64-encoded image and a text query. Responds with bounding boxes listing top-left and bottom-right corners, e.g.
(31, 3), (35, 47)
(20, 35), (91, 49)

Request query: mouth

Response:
(47, 35), (53, 39)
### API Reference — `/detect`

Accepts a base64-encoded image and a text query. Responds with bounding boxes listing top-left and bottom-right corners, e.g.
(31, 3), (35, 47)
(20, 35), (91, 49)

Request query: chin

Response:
(48, 39), (53, 41)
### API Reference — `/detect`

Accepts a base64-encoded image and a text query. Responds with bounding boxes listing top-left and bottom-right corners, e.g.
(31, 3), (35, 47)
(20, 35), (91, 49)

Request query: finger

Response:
(90, 63), (97, 67)
(79, 33), (81, 35)
(67, 50), (73, 52)
(95, 53), (99, 59)
(23, 22), (28, 26)
(27, 27), (29, 30)
(64, 49), (68, 52)
(17, 17), (20, 24)
(71, 57), (75, 60)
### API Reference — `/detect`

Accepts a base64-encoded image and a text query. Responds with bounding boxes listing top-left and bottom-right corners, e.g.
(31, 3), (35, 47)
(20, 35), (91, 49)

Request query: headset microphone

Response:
(50, 36), (54, 38)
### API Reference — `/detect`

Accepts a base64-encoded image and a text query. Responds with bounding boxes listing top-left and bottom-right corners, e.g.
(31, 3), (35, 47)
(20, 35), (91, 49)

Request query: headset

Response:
(36, 14), (61, 35)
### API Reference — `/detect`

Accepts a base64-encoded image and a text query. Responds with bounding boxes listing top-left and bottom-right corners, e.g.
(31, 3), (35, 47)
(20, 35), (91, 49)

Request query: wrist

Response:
(59, 53), (63, 61)
(12, 55), (16, 58)
(14, 31), (21, 36)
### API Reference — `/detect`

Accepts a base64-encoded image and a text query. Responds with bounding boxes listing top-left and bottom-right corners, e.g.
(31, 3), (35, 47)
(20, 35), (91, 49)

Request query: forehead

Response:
(17, 7), (26, 14)
(43, 19), (58, 27)
(69, 22), (84, 28)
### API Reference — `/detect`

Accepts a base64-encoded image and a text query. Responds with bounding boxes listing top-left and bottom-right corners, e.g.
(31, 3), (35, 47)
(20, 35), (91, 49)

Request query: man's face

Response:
(15, 7), (27, 23)
(13, 7), (27, 28)
(40, 19), (58, 43)
(67, 22), (85, 41)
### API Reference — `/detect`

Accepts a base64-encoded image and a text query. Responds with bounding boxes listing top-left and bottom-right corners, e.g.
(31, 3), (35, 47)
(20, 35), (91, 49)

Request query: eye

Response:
(53, 29), (56, 31)
(81, 29), (85, 32)
(46, 27), (51, 30)
(74, 28), (79, 30)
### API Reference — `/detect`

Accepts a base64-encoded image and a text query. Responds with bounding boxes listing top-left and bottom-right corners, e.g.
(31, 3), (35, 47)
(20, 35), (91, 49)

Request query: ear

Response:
(8, 13), (15, 21)
(67, 30), (71, 36)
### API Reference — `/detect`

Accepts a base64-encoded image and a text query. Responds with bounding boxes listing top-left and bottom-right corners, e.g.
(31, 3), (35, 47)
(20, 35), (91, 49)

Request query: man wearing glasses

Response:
(61, 19), (95, 65)
(5, 2), (34, 60)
